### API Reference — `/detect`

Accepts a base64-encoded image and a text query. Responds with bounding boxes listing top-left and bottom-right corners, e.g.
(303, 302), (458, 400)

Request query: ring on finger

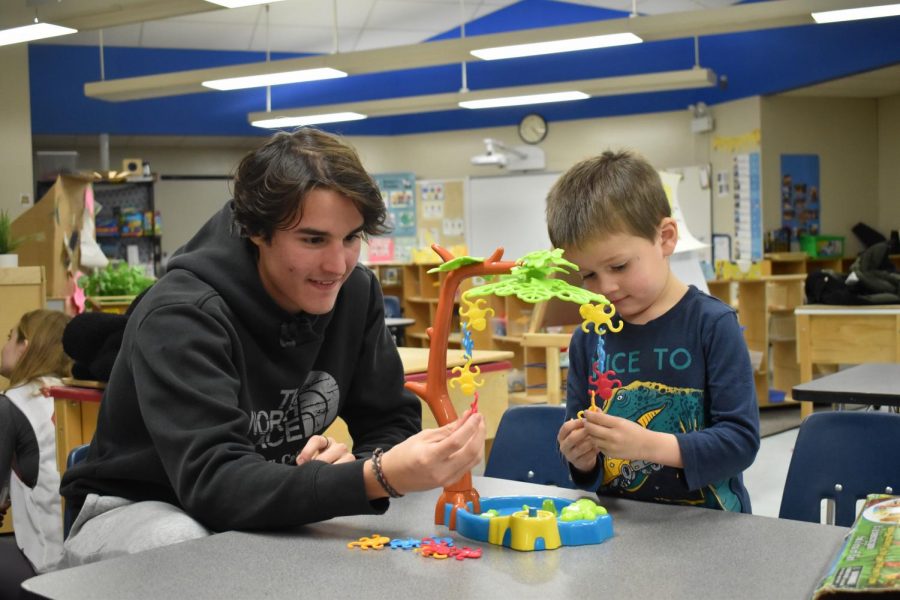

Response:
(323, 437), (332, 450)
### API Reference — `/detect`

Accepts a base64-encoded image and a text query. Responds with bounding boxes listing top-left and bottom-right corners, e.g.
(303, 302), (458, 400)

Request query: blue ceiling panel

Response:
(28, 6), (900, 137)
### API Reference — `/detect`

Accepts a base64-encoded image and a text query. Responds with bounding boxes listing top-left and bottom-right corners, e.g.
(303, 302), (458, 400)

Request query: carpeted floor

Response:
(759, 405), (804, 438)
(758, 404), (867, 437)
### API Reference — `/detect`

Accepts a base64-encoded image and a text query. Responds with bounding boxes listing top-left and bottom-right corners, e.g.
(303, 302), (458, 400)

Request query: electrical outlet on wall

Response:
(20, 192), (33, 206)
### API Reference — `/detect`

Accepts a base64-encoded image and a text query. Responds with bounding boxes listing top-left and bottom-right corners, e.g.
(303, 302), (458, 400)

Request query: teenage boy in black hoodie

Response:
(61, 128), (485, 565)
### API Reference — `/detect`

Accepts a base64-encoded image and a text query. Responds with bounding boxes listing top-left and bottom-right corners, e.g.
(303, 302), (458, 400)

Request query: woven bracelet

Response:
(372, 448), (403, 498)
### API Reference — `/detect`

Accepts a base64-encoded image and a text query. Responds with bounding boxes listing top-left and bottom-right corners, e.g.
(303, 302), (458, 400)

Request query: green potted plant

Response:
(78, 261), (156, 313)
(0, 209), (28, 267)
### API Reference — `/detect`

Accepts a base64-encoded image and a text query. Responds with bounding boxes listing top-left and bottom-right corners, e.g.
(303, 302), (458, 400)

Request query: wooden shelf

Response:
(708, 274), (806, 409)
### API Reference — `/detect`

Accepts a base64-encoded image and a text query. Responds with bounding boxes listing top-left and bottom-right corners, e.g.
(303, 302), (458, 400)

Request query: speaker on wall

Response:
(122, 158), (143, 176)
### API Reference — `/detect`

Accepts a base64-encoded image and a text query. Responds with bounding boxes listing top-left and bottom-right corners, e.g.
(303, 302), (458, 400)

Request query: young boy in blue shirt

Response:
(548, 150), (760, 512)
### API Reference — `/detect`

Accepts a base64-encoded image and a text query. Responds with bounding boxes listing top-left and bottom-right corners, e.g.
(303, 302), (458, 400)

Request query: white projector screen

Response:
(465, 172), (560, 262)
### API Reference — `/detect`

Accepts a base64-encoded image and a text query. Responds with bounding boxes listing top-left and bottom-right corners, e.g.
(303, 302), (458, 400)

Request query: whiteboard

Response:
(465, 172), (560, 262)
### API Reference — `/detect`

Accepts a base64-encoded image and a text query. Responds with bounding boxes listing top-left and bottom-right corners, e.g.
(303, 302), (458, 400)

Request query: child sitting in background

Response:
(0, 309), (72, 595)
(547, 150), (760, 512)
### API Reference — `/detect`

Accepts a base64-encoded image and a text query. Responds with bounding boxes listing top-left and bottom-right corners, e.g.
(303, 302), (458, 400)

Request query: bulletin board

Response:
(780, 154), (820, 237)
(371, 172), (417, 263)
(416, 179), (466, 252)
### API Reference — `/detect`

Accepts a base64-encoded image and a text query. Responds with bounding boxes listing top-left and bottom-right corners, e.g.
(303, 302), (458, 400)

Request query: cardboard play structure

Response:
(11, 175), (92, 298)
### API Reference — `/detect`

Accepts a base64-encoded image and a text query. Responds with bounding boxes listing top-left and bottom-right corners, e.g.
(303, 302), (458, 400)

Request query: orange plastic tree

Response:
(404, 244), (517, 527)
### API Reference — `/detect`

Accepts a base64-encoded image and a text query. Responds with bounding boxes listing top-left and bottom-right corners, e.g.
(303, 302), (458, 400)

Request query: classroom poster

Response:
(780, 154), (820, 238)
(733, 152), (762, 262)
(372, 172), (417, 262)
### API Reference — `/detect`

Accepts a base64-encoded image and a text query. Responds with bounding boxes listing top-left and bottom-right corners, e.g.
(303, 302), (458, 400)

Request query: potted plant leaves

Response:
(0, 209), (28, 267)
(78, 261), (155, 313)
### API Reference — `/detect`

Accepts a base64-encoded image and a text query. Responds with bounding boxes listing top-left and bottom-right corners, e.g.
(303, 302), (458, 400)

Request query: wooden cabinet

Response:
(765, 252), (845, 275)
(400, 263), (470, 348)
(367, 262), (404, 302)
(765, 251), (900, 275)
(707, 274), (806, 408)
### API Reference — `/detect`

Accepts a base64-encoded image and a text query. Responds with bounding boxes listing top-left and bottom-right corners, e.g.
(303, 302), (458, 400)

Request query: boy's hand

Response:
(582, 410), (652, 461)
(558, 418), (599, 473)
(296, 435), (355, 465)
(373, 409), (485, 497)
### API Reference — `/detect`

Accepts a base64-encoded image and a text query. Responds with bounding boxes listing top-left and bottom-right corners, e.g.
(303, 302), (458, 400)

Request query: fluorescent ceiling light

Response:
(85, 1), (829, 102)
(812, 3), (900, 23)
(249, 68), (716, 124)
(251, 112), (367, 129)
(0, 22), (77, 47)
(203, 68), (347, 91)
(205, 0), (287, 7)
(471, 33), (642, 60)
(459, 91), (589, 109)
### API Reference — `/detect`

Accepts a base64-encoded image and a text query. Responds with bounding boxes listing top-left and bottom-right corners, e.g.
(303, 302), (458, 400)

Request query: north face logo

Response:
(248, 371), (339, 451)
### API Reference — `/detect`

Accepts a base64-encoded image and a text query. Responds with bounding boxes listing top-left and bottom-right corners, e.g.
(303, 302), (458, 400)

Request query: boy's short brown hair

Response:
(546, 150), (671, 248)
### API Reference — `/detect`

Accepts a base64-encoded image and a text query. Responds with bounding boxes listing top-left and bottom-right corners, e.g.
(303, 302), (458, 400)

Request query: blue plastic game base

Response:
(448, 495), (614, 552)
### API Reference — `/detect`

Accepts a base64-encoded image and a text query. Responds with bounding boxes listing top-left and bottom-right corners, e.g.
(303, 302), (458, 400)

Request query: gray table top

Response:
(792, 362), (900, 406)
(24, 477), (848, 600)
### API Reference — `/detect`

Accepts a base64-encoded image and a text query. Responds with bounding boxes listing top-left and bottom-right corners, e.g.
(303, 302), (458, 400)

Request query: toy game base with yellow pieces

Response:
(450, 496), (613, 551)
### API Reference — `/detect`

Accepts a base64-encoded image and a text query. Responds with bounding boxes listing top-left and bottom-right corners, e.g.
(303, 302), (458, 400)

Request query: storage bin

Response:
(800, 235), (844, 258)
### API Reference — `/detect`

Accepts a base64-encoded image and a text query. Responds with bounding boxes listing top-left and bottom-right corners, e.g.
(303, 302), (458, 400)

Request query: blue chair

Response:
(63, 444), (91, 538)
(778, 411), (900, 526)
(484, 405), (576, 489)
(383, 295), (405, 345)
(383, 295), (402, 318)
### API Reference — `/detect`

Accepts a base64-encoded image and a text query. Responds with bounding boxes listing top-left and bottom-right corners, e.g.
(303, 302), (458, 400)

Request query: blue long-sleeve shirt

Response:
(566, 286), (760, 513)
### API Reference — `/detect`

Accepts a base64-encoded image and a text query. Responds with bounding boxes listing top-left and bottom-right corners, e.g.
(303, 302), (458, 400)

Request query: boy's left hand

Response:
(581, 410), (651, 461)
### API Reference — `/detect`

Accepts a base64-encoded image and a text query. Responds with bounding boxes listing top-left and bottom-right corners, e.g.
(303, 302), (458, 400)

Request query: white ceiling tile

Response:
(265, 0), (375, 29)
(140, 21), (255, 50)
(365, 0), (465, 31)
(477, 0), (519, 7)
(352, 27), (435, 51)
(38, 31), (101, 47)
(248, 25), (362, 53)
(97, 24), (147, 46)
(37, 24), (145, 47)
(471, 2), (517, 20)
(169, 6), (265, 25)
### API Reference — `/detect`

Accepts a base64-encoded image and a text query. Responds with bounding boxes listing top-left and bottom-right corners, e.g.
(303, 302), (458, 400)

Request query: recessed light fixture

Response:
(251, 112), (368, 129)
(471, 33), (642, 61)
(812, 3), (900, 23)
(0, 22), (77, 47)
(205, 0), (288, 8)
(203, 68), (348, 91)
(459, 91), (589, 109)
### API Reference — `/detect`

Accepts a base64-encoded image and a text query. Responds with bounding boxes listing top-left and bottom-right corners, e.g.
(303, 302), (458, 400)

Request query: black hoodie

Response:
(61, 202), (421, 531)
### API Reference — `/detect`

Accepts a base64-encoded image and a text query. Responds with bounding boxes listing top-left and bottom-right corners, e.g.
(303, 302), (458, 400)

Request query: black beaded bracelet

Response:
(372, 448), (403, 498)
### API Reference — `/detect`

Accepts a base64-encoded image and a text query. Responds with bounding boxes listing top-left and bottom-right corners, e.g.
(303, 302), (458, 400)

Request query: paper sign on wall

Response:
(422, 200), (444, 220)
(443, 218), (464, 237)
(367, 237), (394, 263)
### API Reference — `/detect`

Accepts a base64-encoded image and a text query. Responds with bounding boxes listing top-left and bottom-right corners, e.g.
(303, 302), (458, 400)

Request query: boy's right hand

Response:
(374, 409), (485, 497)
(558, 418), (599, 473)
